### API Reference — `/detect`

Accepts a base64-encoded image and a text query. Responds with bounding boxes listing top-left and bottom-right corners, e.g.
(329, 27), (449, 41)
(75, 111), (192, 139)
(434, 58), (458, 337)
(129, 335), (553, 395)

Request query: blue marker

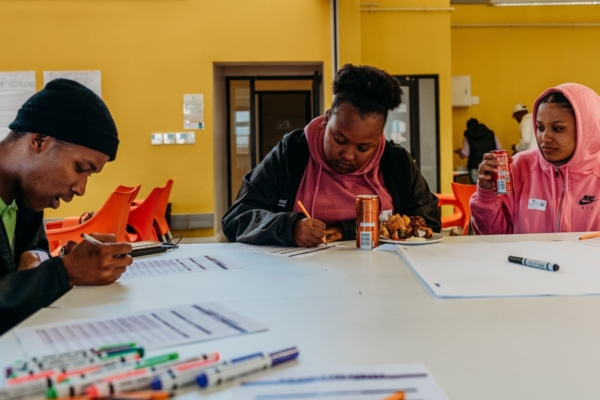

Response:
(151, 352), (263, 391)
(196, 347), (299, 388)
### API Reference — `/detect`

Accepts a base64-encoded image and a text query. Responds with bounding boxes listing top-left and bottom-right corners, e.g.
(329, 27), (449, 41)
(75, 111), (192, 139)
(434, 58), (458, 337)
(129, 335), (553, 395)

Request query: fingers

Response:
(293, 218), (326, 247)
(324, 227), (343, 243)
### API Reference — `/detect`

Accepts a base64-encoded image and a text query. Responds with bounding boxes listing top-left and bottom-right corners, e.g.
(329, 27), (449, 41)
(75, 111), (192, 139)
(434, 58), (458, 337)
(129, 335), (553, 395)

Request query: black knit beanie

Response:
(9, 79), (119, 161)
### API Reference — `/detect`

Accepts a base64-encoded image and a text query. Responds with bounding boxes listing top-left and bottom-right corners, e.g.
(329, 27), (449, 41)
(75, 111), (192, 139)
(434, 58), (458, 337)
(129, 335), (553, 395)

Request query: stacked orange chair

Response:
(46, 186), (140, 252)
(438, 182), (477, 236)
(125, 187), (163, 242)
(153, 179), (174, 241)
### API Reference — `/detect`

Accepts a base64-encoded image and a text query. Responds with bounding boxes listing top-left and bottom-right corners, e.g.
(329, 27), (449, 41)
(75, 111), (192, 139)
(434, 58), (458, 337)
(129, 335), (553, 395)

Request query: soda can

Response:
(356, 195), (379, 250)
(491, 150), (513, 194)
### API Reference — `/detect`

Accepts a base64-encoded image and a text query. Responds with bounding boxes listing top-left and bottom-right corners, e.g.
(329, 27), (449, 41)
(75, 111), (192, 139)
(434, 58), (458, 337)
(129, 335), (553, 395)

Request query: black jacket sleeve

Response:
(222, 139), (304, 247)
(0, 257), (70, 336)
(402, 153), (441, 233)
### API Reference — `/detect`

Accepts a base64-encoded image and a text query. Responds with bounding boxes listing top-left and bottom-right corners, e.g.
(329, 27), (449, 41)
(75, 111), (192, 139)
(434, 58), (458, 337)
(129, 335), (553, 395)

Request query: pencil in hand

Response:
(296, 200), (327, 245)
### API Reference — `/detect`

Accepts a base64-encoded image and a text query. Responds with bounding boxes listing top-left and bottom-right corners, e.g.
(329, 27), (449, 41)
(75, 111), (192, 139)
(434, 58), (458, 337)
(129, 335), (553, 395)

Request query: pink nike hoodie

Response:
(470, 83), (600, 234)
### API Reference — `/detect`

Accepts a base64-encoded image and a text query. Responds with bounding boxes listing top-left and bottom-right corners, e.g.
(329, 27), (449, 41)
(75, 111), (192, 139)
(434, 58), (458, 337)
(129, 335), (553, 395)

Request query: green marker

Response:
(135, 352), (179, 369)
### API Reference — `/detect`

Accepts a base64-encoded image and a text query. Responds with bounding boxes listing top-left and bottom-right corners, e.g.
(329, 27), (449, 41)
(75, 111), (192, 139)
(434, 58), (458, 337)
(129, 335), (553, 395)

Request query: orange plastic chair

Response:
(46, 186), (139, 252)
(438, 183), (477, 236)
(451, 182), (477, 235)
(153, 179), (174, 241)
(125, 186), (163, 242)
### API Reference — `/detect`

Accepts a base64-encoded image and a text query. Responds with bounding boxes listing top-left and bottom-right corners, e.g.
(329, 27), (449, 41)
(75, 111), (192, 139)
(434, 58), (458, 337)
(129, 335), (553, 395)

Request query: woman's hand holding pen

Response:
(62, 233), (133, 287)
(293, 218), (327, 247)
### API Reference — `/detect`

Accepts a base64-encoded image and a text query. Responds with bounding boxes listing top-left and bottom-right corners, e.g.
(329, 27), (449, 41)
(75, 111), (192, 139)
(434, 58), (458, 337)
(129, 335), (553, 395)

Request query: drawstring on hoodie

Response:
(310, 164), (323, 218)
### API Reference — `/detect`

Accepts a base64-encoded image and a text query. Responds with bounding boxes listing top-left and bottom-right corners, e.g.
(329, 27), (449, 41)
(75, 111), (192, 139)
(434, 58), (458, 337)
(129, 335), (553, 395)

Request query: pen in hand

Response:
(296, 201), (327, 245)
(81, 233), (103, 245)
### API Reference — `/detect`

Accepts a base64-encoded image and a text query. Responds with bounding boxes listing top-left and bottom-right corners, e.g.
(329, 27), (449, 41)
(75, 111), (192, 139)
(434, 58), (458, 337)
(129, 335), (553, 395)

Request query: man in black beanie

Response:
(0, 79), (132, 335)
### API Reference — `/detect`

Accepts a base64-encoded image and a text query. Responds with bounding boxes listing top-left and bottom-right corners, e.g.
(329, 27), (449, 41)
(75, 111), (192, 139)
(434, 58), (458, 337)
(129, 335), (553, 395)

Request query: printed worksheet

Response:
(226, 243), (340, 258)
(120, 253), (241, 279)
(15, 303), (267, 358)
(235, 364), (448, 399)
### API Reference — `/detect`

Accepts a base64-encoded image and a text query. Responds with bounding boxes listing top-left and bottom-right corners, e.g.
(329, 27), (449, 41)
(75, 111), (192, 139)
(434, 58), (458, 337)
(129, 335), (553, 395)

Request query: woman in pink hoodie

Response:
(470, 83), (600, 234)
(223, 64), (440, 247)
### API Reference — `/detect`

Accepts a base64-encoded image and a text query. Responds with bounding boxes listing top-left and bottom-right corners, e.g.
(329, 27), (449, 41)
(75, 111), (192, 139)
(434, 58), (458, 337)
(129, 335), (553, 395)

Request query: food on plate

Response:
(380, 214), (433, 241)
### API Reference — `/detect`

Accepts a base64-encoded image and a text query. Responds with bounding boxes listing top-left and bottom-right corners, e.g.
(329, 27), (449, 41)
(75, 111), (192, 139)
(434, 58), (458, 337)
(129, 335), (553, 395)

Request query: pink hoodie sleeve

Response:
(470, 185), (515, 234)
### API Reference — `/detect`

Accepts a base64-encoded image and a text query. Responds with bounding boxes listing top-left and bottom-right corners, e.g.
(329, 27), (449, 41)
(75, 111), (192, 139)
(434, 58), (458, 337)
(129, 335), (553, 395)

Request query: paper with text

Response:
(121, 253), (241, 279)
(0, 71), (35, 139)
(235, 364), (448, 399)
(15, 303), (267, 358)
(225, 243), (340, 258)
(43, 71), (101, 97)
(397, 240), (600, 298)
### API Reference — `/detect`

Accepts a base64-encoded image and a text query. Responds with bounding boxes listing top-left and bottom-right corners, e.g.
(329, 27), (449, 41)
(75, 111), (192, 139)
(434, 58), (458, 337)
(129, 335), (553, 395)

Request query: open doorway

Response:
(226, 74), (321, 206)
(213, 63), (324, 238)
(386, 75), (440, 192)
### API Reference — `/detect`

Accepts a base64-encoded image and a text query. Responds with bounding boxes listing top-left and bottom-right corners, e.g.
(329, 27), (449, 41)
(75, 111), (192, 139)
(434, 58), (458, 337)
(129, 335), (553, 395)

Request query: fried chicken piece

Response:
(386, 214), (405, 231)
(380, 225), (390, 238)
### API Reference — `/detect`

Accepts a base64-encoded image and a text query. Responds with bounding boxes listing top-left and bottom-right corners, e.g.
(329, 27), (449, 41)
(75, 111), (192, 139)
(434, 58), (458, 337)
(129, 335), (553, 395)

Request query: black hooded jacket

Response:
(222, 129), (441, 246)
(0, 201), (70, 336)
(464, 123), (496, 171)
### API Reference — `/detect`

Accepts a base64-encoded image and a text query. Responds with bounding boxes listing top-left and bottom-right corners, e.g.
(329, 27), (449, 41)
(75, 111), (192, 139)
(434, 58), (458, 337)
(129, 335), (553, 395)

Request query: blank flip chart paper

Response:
(235, 364), (448, 399)
(397, 241), (600, 298)
(15, 303), (267, 358)
(121, 253), (241, 279)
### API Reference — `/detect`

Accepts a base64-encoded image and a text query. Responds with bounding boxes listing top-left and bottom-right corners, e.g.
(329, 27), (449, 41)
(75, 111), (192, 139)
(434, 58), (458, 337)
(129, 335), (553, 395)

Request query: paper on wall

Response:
(0, 71), (36, 140)
(43, 71), (101, 97)
(184, 94), (204, 129)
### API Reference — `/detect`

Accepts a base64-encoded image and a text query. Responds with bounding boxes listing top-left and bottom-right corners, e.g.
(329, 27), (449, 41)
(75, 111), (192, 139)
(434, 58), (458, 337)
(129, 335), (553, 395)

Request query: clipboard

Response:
(131, 241), (173, 257)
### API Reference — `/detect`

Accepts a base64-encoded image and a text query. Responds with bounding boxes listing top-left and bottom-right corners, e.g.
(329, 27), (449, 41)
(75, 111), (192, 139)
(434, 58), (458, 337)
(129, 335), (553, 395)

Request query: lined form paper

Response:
(15, 303), (267, 358)
(121, 254), (241, 279)
(236, 364), (448, 399)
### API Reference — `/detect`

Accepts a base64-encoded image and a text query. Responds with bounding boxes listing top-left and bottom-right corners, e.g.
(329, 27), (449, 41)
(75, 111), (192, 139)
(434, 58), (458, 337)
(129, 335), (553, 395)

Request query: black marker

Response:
(508, 256), (559, 272)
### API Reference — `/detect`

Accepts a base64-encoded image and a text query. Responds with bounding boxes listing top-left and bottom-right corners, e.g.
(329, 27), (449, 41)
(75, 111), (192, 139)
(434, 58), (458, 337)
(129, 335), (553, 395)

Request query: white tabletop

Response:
(2, 233), (599, 400)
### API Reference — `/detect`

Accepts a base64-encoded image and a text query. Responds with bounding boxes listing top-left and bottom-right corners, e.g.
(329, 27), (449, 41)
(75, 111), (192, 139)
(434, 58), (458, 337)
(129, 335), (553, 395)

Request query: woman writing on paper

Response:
(471, 83), (600, 234)
(222, 64), (440, 247)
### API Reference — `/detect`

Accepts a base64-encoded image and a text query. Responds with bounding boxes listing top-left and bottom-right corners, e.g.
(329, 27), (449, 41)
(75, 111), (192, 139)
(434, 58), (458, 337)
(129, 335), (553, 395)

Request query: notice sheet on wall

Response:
(184, 94), (204, 129)
(0, 71), (36, 140)
(43, 70), (101, 97)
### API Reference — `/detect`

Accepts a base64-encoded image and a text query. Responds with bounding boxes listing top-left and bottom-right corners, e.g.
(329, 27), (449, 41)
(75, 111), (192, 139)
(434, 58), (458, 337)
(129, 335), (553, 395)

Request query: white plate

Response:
(379, 232), (444, 245)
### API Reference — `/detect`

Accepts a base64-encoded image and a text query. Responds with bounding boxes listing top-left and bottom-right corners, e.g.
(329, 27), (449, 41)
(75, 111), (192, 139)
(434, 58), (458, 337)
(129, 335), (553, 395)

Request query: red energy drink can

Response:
(356, 195), (379, 250)
(491, 150), (513, 194)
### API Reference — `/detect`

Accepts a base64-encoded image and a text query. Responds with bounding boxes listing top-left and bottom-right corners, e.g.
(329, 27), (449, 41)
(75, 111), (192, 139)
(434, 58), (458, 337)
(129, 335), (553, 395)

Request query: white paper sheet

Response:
(120, 253), (241, 279)
(15, 303), (267, 358)
(43, 71), (101, 97)
(235, 364), (448, 400)
(225, 243), (340, 258)
(0, 71), (36, 139)
(398, 241), (600, 298)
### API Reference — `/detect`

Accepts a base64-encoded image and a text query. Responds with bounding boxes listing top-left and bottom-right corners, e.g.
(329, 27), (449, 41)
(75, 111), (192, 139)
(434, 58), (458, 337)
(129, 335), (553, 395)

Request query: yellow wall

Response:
(0, 0), (331, 236)
(339, 0), (362, 66)
(360, 0), (454, 194)
(451, 5), (600, 168)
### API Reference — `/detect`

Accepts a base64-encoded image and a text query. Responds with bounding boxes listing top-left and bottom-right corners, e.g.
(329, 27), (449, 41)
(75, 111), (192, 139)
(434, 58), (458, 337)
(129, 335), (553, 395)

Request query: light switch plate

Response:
(151, 133), (163, 145)
(163, 132), (175, 145)
(187, 132), (196, 144)
(175, 132), (187, 144)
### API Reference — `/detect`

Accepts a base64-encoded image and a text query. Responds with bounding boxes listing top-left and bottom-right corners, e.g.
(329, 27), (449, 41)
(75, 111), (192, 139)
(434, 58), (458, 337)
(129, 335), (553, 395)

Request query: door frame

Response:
(394, 74), (441, 193)
(225, 75), (320, 207)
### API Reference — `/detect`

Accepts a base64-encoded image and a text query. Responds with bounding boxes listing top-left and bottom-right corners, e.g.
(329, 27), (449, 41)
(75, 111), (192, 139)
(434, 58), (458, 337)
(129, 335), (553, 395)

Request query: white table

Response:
(2, 233), (600, 400)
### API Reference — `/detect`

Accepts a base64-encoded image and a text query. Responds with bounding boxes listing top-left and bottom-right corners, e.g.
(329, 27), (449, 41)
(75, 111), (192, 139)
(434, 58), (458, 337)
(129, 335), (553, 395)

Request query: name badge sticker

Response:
(528, 198), (547, 211)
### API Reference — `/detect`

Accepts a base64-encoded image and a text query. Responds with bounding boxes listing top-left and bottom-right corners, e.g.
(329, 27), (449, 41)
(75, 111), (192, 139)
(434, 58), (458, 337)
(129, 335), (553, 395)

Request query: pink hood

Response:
(471, 83), (600, 234)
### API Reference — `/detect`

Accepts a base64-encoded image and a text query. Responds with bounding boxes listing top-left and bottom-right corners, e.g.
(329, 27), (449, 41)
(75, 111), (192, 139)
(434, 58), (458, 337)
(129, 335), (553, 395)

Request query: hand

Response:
(324, 226), (343, 243)
(62, 233), (133, 286)
(477, 153), (510, 190)
(18, 250), (50, 271)
(293, 218), (326, 247)
(59, 240), (79, 257)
